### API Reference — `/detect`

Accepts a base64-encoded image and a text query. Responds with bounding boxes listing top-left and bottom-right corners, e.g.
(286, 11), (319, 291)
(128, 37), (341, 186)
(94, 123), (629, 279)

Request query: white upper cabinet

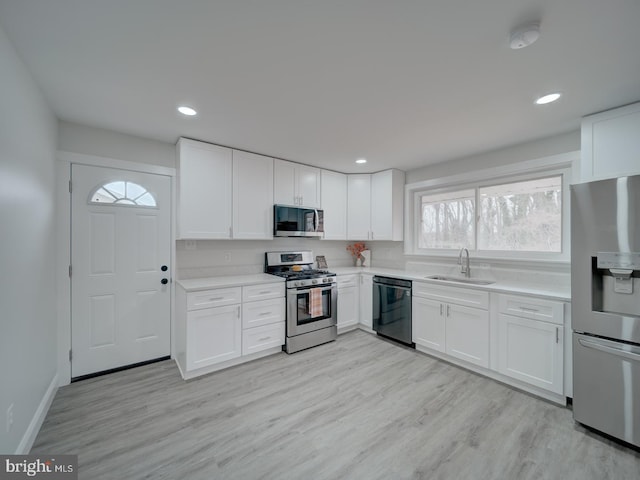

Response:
(371, 169), (404, 241)
(233, 150), (274, 239)
(273, 159), (296, 205)
(347, 169), (404, 241)
(177, 138), (273, 240)
(274, 159), (321, 208)
(579, 101), (640, 183)
(347, 175), (372, 240)
(177, 138), (232, 239)
(321, 170), (347, 240)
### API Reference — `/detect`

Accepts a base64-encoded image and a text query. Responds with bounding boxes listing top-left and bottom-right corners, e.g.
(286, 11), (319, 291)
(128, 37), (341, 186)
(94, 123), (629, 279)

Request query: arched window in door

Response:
(89, 181), (157, 207)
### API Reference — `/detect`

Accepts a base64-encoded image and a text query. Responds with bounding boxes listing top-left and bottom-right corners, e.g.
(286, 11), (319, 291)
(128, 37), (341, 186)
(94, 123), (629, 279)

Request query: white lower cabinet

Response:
(242, 297), (285, 329)
(412, 282), (489, 368)
(446, 304), (489, 368)
(242, 322), (285, 356)
(176, 281), (285, 379)
(187, 304), (242, 370)
(359, 274), (373, 329)
(337, 275), (359, 332)
(241, 295), (285, 355)
(412, 296), (445, 352)
(497, 294), (564, 395)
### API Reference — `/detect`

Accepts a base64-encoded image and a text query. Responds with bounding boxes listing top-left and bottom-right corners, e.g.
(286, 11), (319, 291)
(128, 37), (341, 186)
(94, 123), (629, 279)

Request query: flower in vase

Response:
(346, 242), (367, 259)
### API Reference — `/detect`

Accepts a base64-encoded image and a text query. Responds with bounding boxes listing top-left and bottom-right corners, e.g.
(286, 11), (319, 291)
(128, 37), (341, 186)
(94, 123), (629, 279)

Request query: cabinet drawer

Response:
(337, 275), (358, 287)
(187, 287), (242, 311)
(242, 322), (285, 355)
(242, 282), (285, 302)
(414, 282), (489, 310)
(498, 294), (564, 325)
(242, 297), (285, 329)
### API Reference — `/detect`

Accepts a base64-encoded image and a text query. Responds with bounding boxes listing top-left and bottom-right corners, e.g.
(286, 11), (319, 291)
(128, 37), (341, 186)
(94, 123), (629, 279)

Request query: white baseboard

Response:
(16, 373), (58, 454)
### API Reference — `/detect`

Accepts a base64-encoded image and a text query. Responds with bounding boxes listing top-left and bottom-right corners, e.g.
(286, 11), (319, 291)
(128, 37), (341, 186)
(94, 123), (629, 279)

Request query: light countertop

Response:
(176, 267), (570, 301)
(332, 266), (571, 301)
(176, 274), (285, 292)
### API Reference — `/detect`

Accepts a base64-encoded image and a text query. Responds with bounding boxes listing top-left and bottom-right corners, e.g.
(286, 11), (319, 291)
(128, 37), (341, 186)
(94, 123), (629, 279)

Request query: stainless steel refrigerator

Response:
(571, 175), (640, 447)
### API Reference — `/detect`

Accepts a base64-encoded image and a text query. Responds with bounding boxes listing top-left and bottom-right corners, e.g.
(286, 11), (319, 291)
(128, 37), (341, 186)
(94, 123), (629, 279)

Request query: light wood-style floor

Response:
(33, 330), (640, 479)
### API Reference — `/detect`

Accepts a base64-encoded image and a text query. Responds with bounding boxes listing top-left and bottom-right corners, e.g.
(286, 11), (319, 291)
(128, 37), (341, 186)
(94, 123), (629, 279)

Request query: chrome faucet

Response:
(458, 248), (470, 278)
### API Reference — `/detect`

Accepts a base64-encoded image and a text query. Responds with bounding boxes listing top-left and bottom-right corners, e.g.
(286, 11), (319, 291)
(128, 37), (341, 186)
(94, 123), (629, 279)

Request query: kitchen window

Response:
(407, 163), (571, 261)
(420, 189), (475, 250)
(478, 176), (562, 252)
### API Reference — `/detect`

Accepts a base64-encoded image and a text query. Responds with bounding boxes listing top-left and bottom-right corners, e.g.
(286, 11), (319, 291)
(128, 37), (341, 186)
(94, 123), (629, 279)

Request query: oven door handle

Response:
(294, 285), (335, 295)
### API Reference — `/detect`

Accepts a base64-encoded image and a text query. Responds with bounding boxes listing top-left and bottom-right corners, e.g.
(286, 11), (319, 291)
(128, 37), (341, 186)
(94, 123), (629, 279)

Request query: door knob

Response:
(161, 265), (168, 271)
(161, 278), (168, 285)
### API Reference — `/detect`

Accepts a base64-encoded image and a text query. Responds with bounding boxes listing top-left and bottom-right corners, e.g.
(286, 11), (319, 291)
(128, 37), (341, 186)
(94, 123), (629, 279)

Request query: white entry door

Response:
(71, 164), (171, 378)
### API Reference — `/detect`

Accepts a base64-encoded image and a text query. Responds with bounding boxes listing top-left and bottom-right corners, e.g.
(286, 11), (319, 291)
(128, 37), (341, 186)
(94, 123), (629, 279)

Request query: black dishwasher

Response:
(372, 276), (414, 347)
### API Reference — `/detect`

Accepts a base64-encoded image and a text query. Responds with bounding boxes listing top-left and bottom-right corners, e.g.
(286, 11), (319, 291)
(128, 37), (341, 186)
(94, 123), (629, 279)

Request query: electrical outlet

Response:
(6, 403), (13, 433)
(224, 252), (231, 262)
(184, 240), (197, 251)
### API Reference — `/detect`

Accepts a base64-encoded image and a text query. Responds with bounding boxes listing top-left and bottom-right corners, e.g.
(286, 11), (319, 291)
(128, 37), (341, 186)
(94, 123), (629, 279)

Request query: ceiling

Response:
(1, 1), (639, 173)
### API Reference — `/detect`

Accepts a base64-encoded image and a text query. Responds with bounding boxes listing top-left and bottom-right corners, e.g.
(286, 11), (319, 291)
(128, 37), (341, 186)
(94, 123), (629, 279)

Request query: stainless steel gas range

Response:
(265, 251), (337, 353)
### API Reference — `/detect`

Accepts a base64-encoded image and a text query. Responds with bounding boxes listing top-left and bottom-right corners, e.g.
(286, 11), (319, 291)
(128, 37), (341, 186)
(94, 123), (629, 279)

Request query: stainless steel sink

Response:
(425, 275), (495, 285)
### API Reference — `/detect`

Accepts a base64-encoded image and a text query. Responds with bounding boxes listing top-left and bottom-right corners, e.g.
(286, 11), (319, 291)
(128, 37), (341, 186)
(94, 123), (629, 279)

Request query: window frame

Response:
(88, 180), (158, 208)
(405, 153), (574, 263)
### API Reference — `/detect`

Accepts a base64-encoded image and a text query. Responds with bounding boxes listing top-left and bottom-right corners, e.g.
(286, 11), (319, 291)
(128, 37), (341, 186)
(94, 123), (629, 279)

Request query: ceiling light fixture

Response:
(509, 23), (540, 49)
(355, 158), (367, 164)
(177, 105), (197, 116)
(535, 92), (562, 105)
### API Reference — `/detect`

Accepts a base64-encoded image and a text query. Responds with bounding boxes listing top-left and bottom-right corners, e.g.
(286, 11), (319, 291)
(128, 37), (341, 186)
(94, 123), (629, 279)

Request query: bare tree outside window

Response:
(478, 176), (562, 252)
(418, 176), (563, 253)
(420, 189), (475, 249)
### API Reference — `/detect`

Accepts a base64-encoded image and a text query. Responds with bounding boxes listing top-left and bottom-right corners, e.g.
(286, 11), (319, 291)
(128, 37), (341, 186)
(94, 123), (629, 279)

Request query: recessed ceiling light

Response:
(177, 105), (197, 116)
(535, 93), (561, 105)
(355, 158), (367, 164)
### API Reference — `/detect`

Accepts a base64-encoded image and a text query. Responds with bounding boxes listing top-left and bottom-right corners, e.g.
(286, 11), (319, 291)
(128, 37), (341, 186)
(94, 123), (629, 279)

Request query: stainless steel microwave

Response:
(273, 205), (324, 238)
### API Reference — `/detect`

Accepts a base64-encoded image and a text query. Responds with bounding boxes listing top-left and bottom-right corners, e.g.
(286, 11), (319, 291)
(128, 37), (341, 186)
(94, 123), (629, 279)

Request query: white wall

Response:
(406, 130), (580, 184)
(58, 120), (175, 168)
(0, 26), (58, 453)
(177, 239), (356, 279)
(371, 131), (579, 278)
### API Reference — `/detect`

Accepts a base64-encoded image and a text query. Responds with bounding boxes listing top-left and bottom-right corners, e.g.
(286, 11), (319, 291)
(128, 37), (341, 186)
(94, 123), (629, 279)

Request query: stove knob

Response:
(294, 281), (300, 287)
(312, 279), (318, 285)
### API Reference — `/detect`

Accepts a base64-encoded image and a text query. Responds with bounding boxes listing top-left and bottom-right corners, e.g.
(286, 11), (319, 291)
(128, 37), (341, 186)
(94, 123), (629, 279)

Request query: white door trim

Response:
(56, 151), (176, 386)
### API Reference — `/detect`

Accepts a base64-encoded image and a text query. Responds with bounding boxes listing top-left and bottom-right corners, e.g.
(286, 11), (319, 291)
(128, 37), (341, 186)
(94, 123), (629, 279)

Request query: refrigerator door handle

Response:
(578, 337), (640, 363)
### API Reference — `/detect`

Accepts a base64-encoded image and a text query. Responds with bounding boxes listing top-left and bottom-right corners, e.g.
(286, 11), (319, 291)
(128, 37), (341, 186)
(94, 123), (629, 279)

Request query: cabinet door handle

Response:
(446, 304), (450, 317)
(440, 304), (443, 316)
(259, 291), (271, 295)
(259, 311), (272, 316)
(237, 306), (241, 318)
(259, 337), (271, 342)
(556, 327), (559, 343)
(520, 306), (539, 313)
(209, 297), (224, 301)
